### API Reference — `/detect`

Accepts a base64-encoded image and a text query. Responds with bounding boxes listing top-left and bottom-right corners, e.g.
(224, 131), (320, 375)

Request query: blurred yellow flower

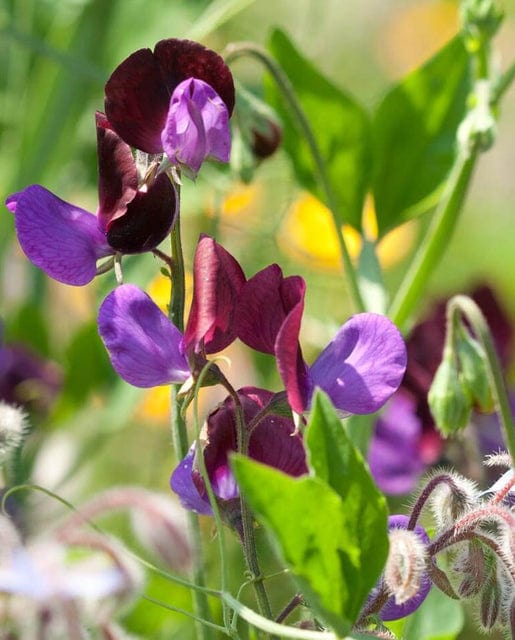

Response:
(377, 1), (459, 77)
(146, 271), (193, 314)
(278, 192), (416, 272)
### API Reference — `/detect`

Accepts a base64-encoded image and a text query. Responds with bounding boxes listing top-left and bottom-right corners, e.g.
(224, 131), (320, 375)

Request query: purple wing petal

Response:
(309, 313), (407, 415)
(170, 446), (213, 515)
(161, 79), (230, 177)
(11, 185), (112, 286)
(98, 284), (189, 387)
(184, 235), (245, 355)
(368, 392), (425, 495)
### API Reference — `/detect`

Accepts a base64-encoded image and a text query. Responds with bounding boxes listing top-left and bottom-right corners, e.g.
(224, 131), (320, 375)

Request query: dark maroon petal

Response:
(106, 173), (176, 253)
(96, 112), (138, 232)
(201, 387), (307, 496)
(154, 39), (235, 116)
(184, 235), (245, 355)
(237, 264), (306, 355)
(105, 48), (171, 153)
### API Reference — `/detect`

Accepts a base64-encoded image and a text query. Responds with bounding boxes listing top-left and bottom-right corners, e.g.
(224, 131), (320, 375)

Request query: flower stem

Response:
(491, 59), (515, 105)
(447, 295), (515, 465)
(168, 192), (213, 640)
(225, 42), (366, 313)
(388, 147), (478, 331)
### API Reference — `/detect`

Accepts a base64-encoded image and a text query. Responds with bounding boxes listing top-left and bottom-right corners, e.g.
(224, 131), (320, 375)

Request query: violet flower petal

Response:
(170, 446), (213, 515)
(161, 79), (230, 177)
(368, 392), (425, 495)
(309, 313), (407, 415)
(380, 515), (431, 621)
(98, 284), (189, 387)
(8, 185), (112, 286)
(184, 235), (245, 355)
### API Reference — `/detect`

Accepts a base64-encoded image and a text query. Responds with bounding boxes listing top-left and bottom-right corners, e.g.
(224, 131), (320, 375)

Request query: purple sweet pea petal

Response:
(161, 78), (230, 177)
(368, 392), (425, 495)
(170, 446), (213, 515)
(95, 111), (139, 232)
(184, 235), (245, 356)
(380, 515), (431, 621)
(10, 185), (112, 286)
(309, 313), (407, 415)
(98, 284), (190, 387)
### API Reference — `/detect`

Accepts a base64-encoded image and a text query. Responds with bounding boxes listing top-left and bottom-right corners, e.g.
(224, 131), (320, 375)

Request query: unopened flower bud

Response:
(0, 401), (28, 465)
(455, 540), (487, 598)
(428, 357), (472, 436)
(236, 84), (282, 160)
(456, 332), (493, 412)
(384, 528), (428, 605)
(428, 471), (478, 530)
(460, 0), (504, 50)
(479, 572), (501, 630)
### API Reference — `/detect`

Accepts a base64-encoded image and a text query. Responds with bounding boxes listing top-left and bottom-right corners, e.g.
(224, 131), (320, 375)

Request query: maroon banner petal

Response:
(106, 173), (177, 253)
(105, 48), (171, 153)
(184, 235), (245, 355)
(154, 39), (235, 116)
(96, 112), (138, 232)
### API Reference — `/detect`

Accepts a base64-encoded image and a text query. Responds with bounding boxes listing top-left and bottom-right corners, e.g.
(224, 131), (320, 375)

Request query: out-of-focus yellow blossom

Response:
(146, 271), (193, 314)
(220, 183), (261, 220)
(278, 192), (416, 273)
(377, 1), (459, 77)
(137, 385), (171, 424)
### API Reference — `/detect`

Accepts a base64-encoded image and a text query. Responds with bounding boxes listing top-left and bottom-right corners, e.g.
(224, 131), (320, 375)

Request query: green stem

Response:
(225, 43), (366, 313)
(388, 147), (478, 331)
(168, 192), (213, 640)
(447, 295), (515, 464)
(218, 376), (274, 631)
(491, 59), (515, 105)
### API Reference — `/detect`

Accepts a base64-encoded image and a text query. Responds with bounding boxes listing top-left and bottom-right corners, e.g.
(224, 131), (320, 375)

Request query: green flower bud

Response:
(456, 331), (493, 412)
(460, 0), (504, 51)
(428, 356), (472, 436)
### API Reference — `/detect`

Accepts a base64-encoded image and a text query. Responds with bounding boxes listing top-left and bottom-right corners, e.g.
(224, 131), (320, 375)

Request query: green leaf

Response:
(306, 391), (389, 615)
(266, 29), (371, 230)
(232, 456), (354, 637)
(401, 586), (464, 640)
(357, 239), (387, 314)
(372, 36), (471, 236)
(232, 391), (389, 635)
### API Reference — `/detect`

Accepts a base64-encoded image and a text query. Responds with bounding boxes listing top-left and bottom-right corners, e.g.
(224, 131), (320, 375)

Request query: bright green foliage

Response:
(232, 391), (389, 636)
(266, 29), (371, 231)
(391, 586), (465, 640)
(372, 37), (471, 236)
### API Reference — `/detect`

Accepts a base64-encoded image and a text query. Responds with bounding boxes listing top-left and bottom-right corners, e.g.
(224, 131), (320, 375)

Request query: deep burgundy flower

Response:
(98, 236), (245, 386)
(237, 264), (406, 415)
(6, 113), (177, 286)
(170, 387), (308, 522)
(104, 39), (234, 177)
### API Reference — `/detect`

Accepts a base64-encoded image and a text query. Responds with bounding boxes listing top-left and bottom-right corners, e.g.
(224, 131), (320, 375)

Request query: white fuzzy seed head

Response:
(0, 402), (28, 465)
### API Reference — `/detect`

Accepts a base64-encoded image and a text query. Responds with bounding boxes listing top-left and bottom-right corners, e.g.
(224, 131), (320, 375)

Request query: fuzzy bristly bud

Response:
(384, 528), (428, 605)
(455, 540), (487, 598)
(0, 401), (28, 465)
(428, 470), (478, 531)
(479, 572), (501, 630)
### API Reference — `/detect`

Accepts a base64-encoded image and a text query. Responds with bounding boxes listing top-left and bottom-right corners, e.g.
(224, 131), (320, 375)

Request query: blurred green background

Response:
(1, 0), (514, 637)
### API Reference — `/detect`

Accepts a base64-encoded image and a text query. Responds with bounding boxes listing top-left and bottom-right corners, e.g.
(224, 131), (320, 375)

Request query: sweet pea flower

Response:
(237, 264), (406, 415)
(170, 387), (308, 526)
(98, 235), (245, 387)
(6, 113), (177, 286)
(105, 38), (234, 178)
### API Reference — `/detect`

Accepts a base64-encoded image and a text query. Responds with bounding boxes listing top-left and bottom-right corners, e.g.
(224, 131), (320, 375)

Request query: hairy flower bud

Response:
(479, 572), (501, 630)
(455, 540), (487, 598)
(0, 401), (28, 465)
(428, 471), (478, 530)
(384, 528), (428, 605)
(428, 357), (472, 436)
